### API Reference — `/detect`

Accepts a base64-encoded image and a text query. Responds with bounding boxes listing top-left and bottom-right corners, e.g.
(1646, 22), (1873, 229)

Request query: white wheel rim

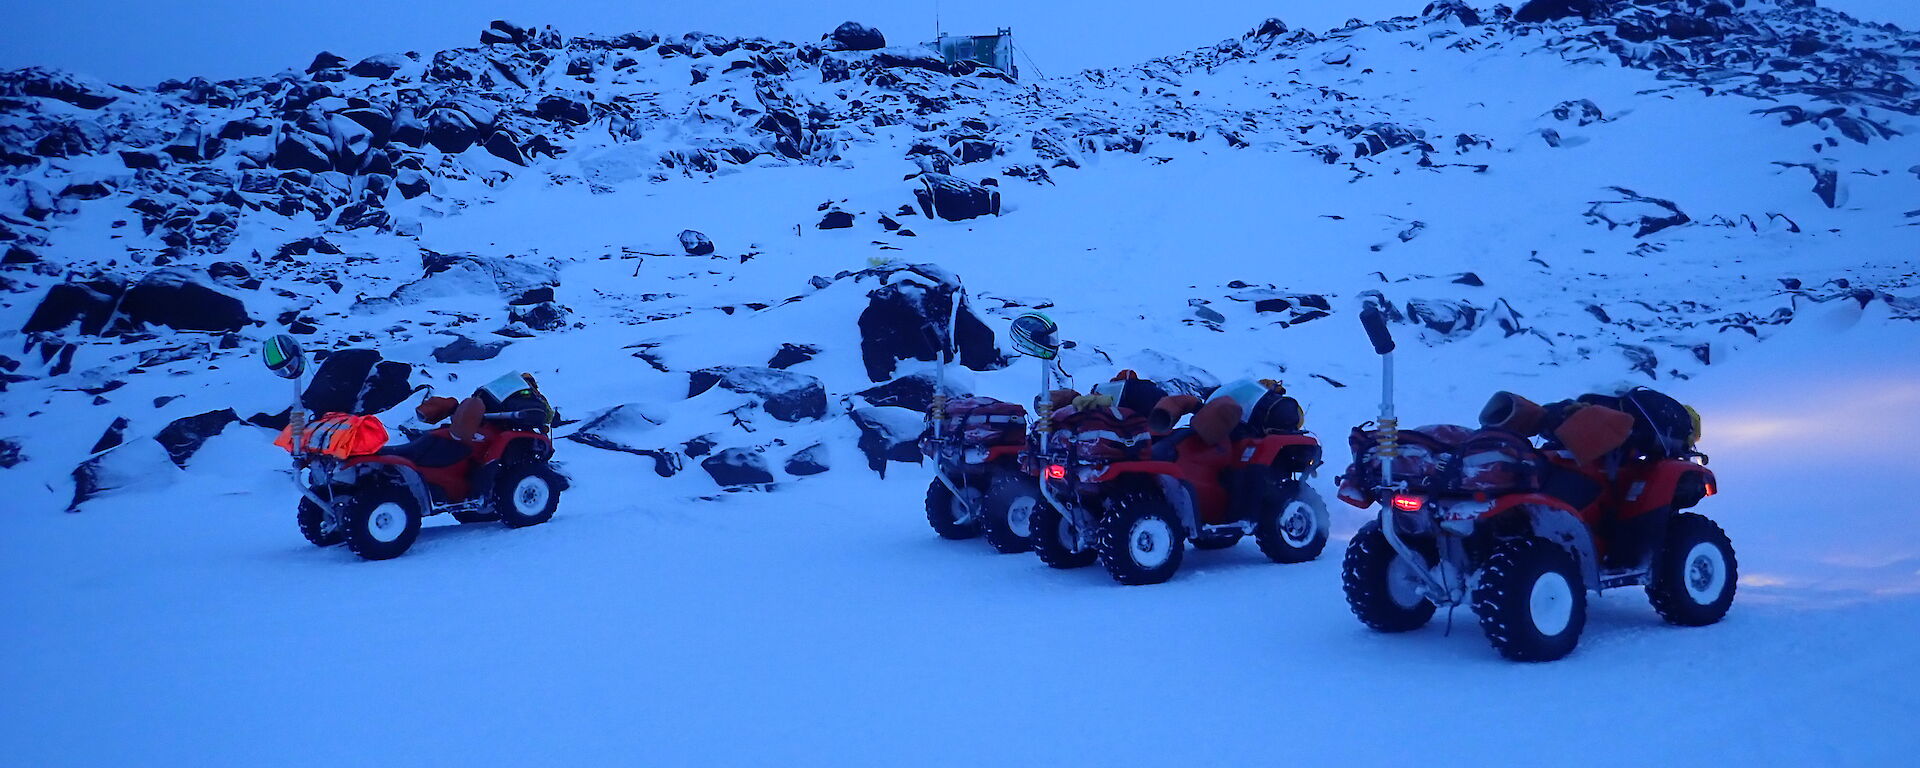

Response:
(1682, 541), (1727, 604)
(1385, 554), (1425, 609)
(514, 475), (550, 516)
(1128, 516), (1175, 569)
(1007, 498), (1035, 538)
(1529, 571), (1575, 637)
(1278, 499), (1317, 546)
(367, 502), (408, 543)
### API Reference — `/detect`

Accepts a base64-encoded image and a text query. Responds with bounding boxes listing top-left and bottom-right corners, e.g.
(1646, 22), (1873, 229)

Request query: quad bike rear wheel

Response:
(296, 496), (345, 547)
(1341, 520), (1436, 632)
(982, 468), (1037, 554)
(1029, 499), (1095, 569)
(924, 478), (981, 540)
(1473, 537), (1587, 662)
(343, 485), (423, 561)
(1255, 482), (1330, 564)
(1646, 512), (1738, 626)
(1097, 493), (1186, 586)
(494, 464), (561, 528)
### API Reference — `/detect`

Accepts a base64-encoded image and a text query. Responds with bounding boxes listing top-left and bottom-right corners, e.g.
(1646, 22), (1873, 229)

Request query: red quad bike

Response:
(920, 395), (1032, 552)
(262, 335), (568, 561)
(1006, 357), (1329, 583)
(1336, 307), (1734, 661)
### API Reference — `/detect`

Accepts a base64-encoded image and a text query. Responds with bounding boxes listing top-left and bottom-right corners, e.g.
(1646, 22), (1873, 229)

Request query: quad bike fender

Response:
(985, 444), (1023, 464)
(1619, 460), (1716, 520)
(482, 431), (555, 466)
(1239, 433), (1319, 469)
(1497, 501), (1601, 594)
(1094, 460), (1185, 484)
(330, 461), (435, 516)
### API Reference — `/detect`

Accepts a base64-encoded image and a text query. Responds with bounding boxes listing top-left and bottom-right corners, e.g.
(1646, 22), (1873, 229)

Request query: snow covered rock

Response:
(1584, 187), (1692, 238)
(0, 67), (119, 109)
(1514, 0), (1598, 23)
(689, 366), (827, 422)
(766, 343), (818, 369)
(348, 54), (407, 79)
(431, 335), (511, 363)
(366, 251), (560, 310)
(300, 349), (413, 416)
(850, 406), (924, 475)
(829, 22), (886, 52)
(855, 372), (960, 412)
(678, 229), (715, 256)
(856, 266), (999, 382)
(702, 447), (774, 486)
(566, 403), (680, 477)
(913, 174), (1000, 222)
(784, 443), (830, 476)
(154, 409), (239, 468)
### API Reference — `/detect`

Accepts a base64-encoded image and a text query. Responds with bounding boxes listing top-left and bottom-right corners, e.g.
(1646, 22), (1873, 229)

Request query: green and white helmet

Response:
(1009, 312), (1060, 360)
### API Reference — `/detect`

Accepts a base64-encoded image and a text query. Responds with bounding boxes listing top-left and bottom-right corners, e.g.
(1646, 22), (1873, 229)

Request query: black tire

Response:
(1096, 493), (1186, 586)
(1191, 530), (1243, 550)
(1255, 482), (1330, 564)
(297, 496), (345, 547)
(343, 485), (423, 561)
(494, 463), (561, 528)
(924, 478), (980, 540)
(1472, 537), (1587, 662)
(1029, 499), (1096, 569)
(1647, 512), (1738, 626)
(981, 468), (1037, 554)
(1341, 520), (1436, 632)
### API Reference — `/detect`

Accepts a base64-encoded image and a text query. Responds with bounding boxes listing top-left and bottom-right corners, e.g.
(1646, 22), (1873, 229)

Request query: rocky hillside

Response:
(0, 0), (1915, 511)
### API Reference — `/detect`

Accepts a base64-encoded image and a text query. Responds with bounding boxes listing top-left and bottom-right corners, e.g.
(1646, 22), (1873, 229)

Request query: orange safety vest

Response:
(276, 414), (389, 458)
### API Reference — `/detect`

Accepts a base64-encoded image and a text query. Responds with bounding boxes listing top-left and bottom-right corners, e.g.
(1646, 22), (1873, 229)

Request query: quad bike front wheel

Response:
(1097, 493), (1186, 586)
(343, 486), (423, 561)
(924, 478), (981, 540)
(1255, 482), (1330, 564)
(1341, 520), (1436, 632)
(494, 464), (561, 528)
(296, 496), (345, 547)
(1029, 499), (1096, 569)
(1473, 537), (1587, 662)
(1647, 512), (1738, 626)
(981, 468), (1037, 554)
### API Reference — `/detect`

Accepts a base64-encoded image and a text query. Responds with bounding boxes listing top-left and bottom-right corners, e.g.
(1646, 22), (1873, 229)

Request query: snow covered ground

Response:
(3, 2), (1919, 765)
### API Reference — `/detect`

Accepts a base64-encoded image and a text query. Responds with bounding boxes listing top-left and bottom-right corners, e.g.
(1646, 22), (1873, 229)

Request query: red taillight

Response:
(1391, 494), (1426, 512)
(1704, 482), (1717, 497)
(1046, 464), (1067, 480)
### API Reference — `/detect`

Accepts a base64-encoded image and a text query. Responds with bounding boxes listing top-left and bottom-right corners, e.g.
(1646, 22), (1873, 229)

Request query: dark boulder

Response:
(481, 20), (530, 45)
(850, 406), (924, 476)
(34, 122), (104, 158)
(306, 52), (348, 73)
(69, 417), (131, 512)
(509, 301), (568, 331)
(347, 54), (406, 78)
(701, 448), (774, 486)
(956, 139), (996, 164)
(767, 343), (818, 369)
(830, 22), (886, 51)
(431, 335), (511, 363)
(855, 372), (956, 412)
(857, 267), (1000, 382)
(425, 99), (495, 153)
(7, 68), (119, 109)
(120, 269), (251, 333)
(817, 210), (854, 229)
(301, 349), (414, 415)
(1513, 0), (1595, 23)
(482, 130), (529, 165)
(785, 444), (830, 476)
(155, 409), (239, 468)
(678, 229), (714, 256)
(21, 278), (126, 335)
(689, 366), (827, 422)
(0, 437), (22, 469)
(273, 130), (334, 173)
(119, 150), (168, 170)
(536, 94), (592, 125)
(913, 173), (1000, 222)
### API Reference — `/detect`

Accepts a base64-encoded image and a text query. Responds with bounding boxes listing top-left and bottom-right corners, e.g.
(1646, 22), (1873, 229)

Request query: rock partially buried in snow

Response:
(154, 409), (239, 468)
(913, 174), (1000, 222)
(689, 366), (827, 422)
(431, 335), (512, 363)
(850, 406), (924, 476)
(679, 229), (715, 256)
(702, 448), (774, 486)
(300, 349), (414, 416)
(784, 444), (830, 476)
(856, 264), (1000, 382)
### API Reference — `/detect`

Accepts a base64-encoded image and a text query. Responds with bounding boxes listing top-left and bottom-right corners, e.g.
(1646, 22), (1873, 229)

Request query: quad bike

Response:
(1337, 306), (1734, 661)
(262, 335), (568, 561)
(918, 311), (1060, 554)
(1006, 334), (1328, 586)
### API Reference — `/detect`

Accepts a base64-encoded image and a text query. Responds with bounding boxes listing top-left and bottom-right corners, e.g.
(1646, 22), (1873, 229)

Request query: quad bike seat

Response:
(375, 432), (473, 468)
